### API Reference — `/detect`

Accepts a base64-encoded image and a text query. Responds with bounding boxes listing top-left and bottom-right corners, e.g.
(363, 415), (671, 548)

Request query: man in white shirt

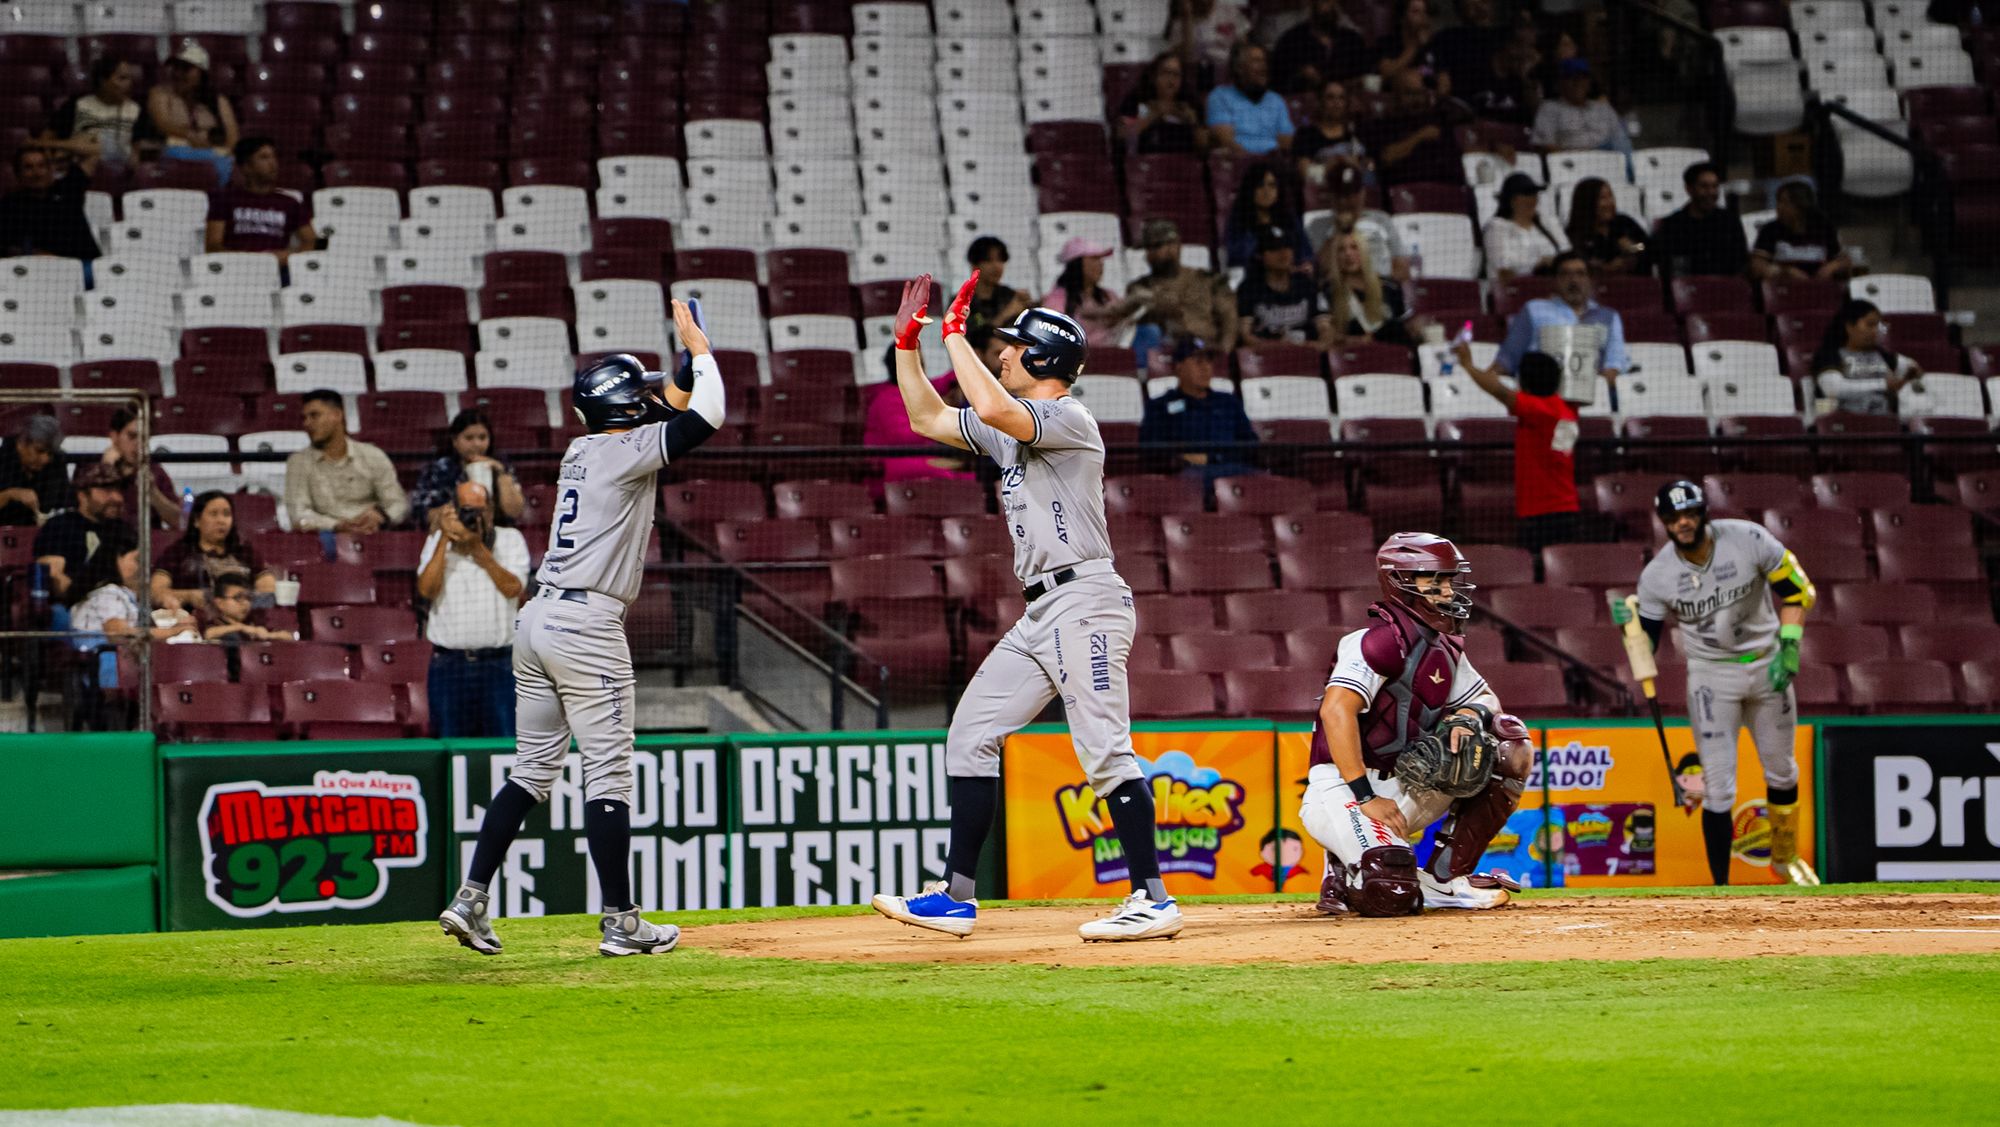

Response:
(1529, 59), (1631, 156)
(417, 480), (528, 738)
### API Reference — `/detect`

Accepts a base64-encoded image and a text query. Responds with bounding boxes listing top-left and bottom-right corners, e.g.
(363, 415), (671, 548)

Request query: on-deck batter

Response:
(440, 301), (725, 956)
(868, 271), (1182, 942)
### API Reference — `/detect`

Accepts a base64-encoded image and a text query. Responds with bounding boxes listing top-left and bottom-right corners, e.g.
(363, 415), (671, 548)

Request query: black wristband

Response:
(1345, 773), (1376, 803)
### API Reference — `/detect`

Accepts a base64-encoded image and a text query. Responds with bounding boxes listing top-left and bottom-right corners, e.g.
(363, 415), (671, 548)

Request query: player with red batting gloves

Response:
(1298, 533), (1536, 916)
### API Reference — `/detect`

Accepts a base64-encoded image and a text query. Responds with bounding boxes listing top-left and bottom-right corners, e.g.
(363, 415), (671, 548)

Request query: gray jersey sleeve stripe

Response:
(1025, 398), (1043, 445)
(1447, 678), (1489, 708)
(957, 408), (983, 455)
(1328, 676), (1373, 695)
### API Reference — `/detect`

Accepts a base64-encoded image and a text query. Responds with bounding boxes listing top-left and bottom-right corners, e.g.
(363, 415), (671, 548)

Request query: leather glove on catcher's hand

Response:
(942, 270), (978, 339)
(1394, 713), (1499, 800)
(1768, 636), (1801, 693)
(895, 274), (933, 350)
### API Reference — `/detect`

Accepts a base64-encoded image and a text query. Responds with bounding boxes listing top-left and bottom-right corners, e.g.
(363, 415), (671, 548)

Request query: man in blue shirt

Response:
(1206, 43), (1294, 156)
(1140, 337), (1260, 479)
(1494, 251), (1627, 408)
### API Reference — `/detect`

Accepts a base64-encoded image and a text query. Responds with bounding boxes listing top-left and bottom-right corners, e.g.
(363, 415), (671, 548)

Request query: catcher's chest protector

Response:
(1358, 601), (1463, 772)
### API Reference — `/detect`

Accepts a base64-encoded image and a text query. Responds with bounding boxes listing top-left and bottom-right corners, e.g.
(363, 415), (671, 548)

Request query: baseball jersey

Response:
(956, 396), (1113, 584)
(1636, 518), (1788, 662)
(534, 422), (672, 604)
(1312, 627), (1500, 770)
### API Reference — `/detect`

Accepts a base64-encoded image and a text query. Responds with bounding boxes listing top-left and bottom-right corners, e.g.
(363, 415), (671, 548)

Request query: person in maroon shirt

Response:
(204, 136), (314, 264)
(1453, 348), (1582, 552)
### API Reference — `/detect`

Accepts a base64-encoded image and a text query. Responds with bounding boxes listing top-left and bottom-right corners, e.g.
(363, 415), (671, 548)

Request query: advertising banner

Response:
(452, 732), (957, 917)
(1005, 724), (1294, 899)
(1821, 723), (2000, 883)
(162, 746), (448, 931)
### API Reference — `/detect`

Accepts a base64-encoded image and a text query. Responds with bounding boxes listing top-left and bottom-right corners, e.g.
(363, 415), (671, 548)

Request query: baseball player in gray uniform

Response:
(441, 300), (725, 956)
(1625, 479), (1817, 885)
(868, 271), (1182, 942)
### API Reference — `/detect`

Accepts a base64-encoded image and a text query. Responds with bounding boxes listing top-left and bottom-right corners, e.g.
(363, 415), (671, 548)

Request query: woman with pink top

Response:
(862, 343), (978, 496)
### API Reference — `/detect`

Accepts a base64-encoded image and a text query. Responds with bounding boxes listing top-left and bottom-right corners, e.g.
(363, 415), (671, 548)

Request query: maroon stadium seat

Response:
(1812, 472), (1910, 512)
(1824, 582), (1938, 625)
(70, 360), (162, 397)
(1465, 544), (1535, 586)
(1762, 506), (1865, 547)
(1799, 623), (1892, 666)
(151, 645), (230, 685)
(1136, 594), (1219, 634)
(1105, 475), (1204, 516)
(1844, 660), (1958, 712)
(1802, 543), (1873, 583)
(1282, 625), (1342, 669)
(256, 531), (329, 572)
(278, 680), (408, 739)
(939, 515), (1010, 557)
(237, 642), (351, 685)
(1160, 513), (1268, 555)
(829, 557), (940, 605)
(712, 520), (824, 562)
(1960, 659), (2000, 707)
(1222, 590), (1324, 632)
(1167, 550), (1274, 593)
(942, 556), (1019, 604)
(1703, 472), (1806, 514)
(1169, 631), (1281, 672)
(1328, 341), (1416, 377)
(1235, 345), (1324, 379)
(884, 479), (986, 518)
(1540, 543), (1648, 589)
(155, 681), (277, 742)
(1486, 585), (1598, 628)
(1275, 545), (1382, 590)
(1481, 663), (1570, 711)
(353, 640), (432, 684)
(1212, 474), (1314, 516)
(306, 605), (422, 645)
(1683, 311), (1769, 344)
(1871, 505), (1975, 547)
(295, 563), (376, 607)
(1221, 669), (1318, 719)
(1670, 275), (1755, 315)
(1269, 511), (1374, 552)
(1129, 671), (1221, 718)
(1759, 276), (1844, 315)
(773, 480), (875, 521)
(826, 515), (940, 558)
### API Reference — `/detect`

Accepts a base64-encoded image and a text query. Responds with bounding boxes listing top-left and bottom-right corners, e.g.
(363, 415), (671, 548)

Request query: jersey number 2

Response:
(553, 488), (579, 549)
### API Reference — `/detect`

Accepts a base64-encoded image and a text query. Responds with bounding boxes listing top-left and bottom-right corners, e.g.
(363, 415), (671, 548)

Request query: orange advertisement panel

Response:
(1002, 726), (1290, 899)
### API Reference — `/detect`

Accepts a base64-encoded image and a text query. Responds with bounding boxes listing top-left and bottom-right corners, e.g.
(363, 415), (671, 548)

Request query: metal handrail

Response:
(1803, 93), (1954, 302)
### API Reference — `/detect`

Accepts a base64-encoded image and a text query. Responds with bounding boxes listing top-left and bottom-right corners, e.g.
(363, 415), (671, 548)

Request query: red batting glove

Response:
(893, 273), (933, 350)
(941, 270), (978, 339)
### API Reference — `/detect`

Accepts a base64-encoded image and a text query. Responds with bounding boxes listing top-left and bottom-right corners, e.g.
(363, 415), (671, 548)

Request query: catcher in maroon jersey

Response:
(1298, 532), (1536, 916)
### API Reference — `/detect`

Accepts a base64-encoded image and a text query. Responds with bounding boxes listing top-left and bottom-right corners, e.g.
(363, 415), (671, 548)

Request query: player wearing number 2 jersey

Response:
(441, 300), (726, 957)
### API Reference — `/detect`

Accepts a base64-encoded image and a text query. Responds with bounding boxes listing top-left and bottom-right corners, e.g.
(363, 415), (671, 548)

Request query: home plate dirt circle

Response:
(693, 895), (2000, 966)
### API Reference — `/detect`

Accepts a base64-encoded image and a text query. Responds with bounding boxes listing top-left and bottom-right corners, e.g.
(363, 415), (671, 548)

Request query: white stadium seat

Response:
(1392, 213), (1481, 280)
(854, 2), (933, 37)
(684, 120), (770, 161)
(1544, 150), (1630, 185)
(1898, 374), (1986, 420)
(87, 0), (169, 33)
(479, 317), (572, 357)
(474, 352), (574, 395)
(1627, 342), (1692, 379)
(182, 289), (277, 331)
(312, 187), (400, 251)
(768, 34), (852, 94)
(1017, 0), (1095, 35)
(933, 2), (1017, 38)
(1071, 375), (1147, 424)
(596, 156), (684, 221)
(287, 251), (380, 294)
(1788, 0), (1868, 32)
(0, 325), (77, 366)
(1690, 341), (1783, 382)
(274, 352), (367, 395)
(767, 315), (862, 353)
(1851, 274), (1936, 314)
(83, 288), (174, 329)
(1425, 376), (1511, 419)
(373, 349), (470, 393)
(1892, 48), (1977, 91)
(1702, 374), (1799, 418)
(188, 252), (280, 293)
(82, 322), (178, 366)
(280, 286), (373, 328)
(1332, 374), (1425, 420)
(0, 255), (87, 295)
(384, 250), (479, 289)
(1615, 375), (1708, 419)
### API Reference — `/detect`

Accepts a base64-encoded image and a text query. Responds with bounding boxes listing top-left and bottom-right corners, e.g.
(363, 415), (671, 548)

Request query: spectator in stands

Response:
(1117, 53), (1209, 156)
(962, 236), (1031, 340)
(1496, 251), (1629, 399)
(1433, 0), (1509, 97)
(864, 343), (974, 493)
(1139, 337), (1259, 478)
(152, 490), (274, 610)
(206, 137), (315, 266)
(409, 409), (525, 531)
(197, 572), (286, 643)
(0, 145), (101, 267)
(35, 462), (132, 599)
(1483, 173), (1566, 281)
(1376, 0), (1446, 89)
(1458, 36), (1542, 127)
(1272, 0), (1372, 93)
(1527, 26), (1583, 99)
(38, 56), (144, 173)
(1812, 299), (1923, 416)
(1223, 163), (1313, 269)
(1529, 59), (1632, 158)
(1126, 219), (1240, 357)
(101, 408), (179, 533)
(1238, 225), (1335, 349)
(1043, 237), (1132, 341)
(284, 389), (410, 535)
(1319, 162), (1410, 282)
(1293, 80), (1370, 187)
(0, 415), (69, 526)
(418, 480), (527, 739)
(1326, 231), (1418, 346)
(1452, 348), (1584, 551)
(68, 535), (196, 642)
(1207, 42), (1294, 156)
(146, 41), (238, 188)
(1358, 64), (1463, 186)
(1170, 0), (1253, 85)
(1751, 181), (1852, 283)
(1564, 178), (1651, 276)
(1650, 161), (1747, 280)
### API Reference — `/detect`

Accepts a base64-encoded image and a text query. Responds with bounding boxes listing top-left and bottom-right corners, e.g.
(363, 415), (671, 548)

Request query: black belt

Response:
(1022, 568), (1078, 603)
(433, 646), (512, 662)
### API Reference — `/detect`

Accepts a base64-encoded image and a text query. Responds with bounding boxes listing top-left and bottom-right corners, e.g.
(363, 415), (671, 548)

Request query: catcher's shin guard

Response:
(1316, 857), (1353, 917)
(1425, 715), (1532, 882)
(1767, 802), (1821, 886)
(1349, 845), (1423, 917)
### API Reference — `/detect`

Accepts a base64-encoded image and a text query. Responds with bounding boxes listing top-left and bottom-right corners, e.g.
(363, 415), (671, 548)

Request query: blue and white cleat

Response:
(871, 880), (977, 937)
(1078, 890), (1183, 941)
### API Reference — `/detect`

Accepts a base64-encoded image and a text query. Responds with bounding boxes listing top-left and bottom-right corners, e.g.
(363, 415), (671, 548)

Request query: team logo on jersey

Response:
(199, 771), (429, 918)
(1053, 751), (1246, 884)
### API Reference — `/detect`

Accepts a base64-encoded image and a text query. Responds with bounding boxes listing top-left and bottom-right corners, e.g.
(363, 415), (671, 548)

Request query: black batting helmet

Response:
(571, 353), (667, 433)
(993, 307), (1087, 382)
(1655, 479), (1707, 521)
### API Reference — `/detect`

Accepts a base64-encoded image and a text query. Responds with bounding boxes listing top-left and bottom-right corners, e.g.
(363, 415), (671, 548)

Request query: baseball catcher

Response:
(1298, 533), (1535, 916)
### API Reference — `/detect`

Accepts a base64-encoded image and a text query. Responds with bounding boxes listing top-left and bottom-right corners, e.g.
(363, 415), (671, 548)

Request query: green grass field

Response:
(4, 885), (1998, 1126)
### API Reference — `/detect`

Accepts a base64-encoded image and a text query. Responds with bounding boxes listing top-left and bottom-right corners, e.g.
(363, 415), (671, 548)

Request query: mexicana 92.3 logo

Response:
(199, 771), (428, 918)
(1053, 752), (1246, 884)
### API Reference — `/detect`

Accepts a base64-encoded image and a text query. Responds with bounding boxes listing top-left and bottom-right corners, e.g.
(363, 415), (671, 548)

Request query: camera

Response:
(457, 505), (485, 530)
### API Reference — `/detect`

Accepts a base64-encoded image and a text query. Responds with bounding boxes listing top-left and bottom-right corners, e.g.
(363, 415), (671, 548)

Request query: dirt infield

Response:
(695, 895), (2000, 966)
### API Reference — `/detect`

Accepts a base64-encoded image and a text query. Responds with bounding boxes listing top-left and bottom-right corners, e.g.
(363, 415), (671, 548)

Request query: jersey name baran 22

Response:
(535, 421), (672, 604)
(1636, 518), (1790, 662)
(956, 396), (1114, 584)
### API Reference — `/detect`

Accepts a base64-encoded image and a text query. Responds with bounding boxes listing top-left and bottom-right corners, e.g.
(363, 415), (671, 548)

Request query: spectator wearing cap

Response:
(1650, 161), (1747, 280)
(0, 415), (69, 527)
(1207, 42), (1294, 155)
(1482, 172), (1567, 281)
(1223, 163), (1313, 271)
(1139, 338), (1260, 479)
(0, 145), (102, 268)
(1452, 348), (1585, 551)
(963, 236), (1031, 339)
(1357, 64), (1462, 187)
(146, 40), (238, 188)
(34, 461), (133, 599)
(284, 389), (410, 535)
(1271, 0), (1372, 93)
(1493, 250), (1629, 399)
(418, 480), (528, 739)
(1319, 162), (1409, 282)
(38, 56), (144, 172)
(1237, 225), (1335, 350)
(207, 137), (315, 267)
(1126, 219), (1241, 361)
(1043, 237), (1136, 341)
(1530, 58), (1631, 157)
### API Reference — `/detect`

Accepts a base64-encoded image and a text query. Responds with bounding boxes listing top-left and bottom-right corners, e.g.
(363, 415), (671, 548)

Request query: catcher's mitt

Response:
(1394, 713), (1499, 799)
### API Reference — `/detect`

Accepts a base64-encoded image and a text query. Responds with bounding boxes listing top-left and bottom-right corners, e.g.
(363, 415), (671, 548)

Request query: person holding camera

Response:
(417, 480), (528, 739)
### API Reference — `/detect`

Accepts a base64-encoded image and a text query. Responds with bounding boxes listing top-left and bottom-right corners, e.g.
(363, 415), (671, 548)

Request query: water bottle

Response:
(1438, 319), (1473, 378)
(180, 487), (195, 525)
(29, 562), (49, 621)
(1409, 240), (1424, 278)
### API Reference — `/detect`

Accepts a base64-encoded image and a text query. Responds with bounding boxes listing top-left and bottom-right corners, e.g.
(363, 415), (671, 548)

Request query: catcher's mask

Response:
(1376, 532), (1475, 634)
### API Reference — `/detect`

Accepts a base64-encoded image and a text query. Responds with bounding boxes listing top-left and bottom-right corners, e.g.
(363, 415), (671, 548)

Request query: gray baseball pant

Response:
(506, 587), (636, 805)
(1687, 652), (1798, 814)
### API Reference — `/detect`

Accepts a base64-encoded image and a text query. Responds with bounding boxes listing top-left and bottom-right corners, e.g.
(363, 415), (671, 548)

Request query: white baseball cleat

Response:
(1419, 871), (1515, 910)
(1078, 890), (1184, 941)
(598, 908), (680, 956)
(439, 887), (502, 955)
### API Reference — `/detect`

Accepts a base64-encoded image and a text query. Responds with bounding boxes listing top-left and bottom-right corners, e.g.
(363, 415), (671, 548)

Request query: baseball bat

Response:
(1610, 592), (1687, 811)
